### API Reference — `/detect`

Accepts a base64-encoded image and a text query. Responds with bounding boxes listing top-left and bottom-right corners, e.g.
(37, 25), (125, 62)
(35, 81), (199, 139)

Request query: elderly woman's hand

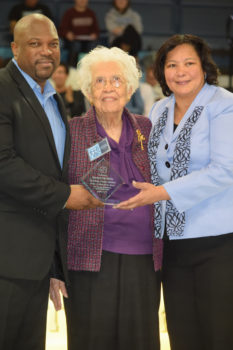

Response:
(50, 278), (68, 311)
(114, 181), (170, 210)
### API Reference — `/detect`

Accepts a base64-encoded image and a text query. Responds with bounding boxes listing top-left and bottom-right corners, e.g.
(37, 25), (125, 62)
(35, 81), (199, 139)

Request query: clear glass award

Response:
(81, 158), (124, 205)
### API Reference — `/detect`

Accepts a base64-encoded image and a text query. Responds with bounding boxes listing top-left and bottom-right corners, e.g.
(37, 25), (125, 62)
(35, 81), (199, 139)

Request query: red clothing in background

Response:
(59, 7), (99, 39)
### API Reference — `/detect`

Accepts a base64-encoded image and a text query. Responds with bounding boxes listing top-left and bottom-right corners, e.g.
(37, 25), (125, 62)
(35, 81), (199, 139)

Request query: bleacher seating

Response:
(0, 0), (232, 73)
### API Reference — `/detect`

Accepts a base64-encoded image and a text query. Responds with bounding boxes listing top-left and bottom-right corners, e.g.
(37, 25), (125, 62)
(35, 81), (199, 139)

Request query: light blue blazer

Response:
(149, 83), (233, 239)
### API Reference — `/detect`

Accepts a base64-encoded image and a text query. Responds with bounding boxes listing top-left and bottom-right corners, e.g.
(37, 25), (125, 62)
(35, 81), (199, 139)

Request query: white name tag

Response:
(87, 137), (111, 162)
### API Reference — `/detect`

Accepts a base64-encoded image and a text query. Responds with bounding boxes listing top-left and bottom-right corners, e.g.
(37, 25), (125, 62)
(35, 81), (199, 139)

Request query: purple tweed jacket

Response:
(67, 107), (163, 272)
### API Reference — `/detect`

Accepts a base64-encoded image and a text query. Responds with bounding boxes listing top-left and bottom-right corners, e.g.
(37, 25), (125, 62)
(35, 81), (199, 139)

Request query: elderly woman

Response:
(50, 46), (162, 350)
(51, 62), (87, 118)
(116, 34), (233, 349)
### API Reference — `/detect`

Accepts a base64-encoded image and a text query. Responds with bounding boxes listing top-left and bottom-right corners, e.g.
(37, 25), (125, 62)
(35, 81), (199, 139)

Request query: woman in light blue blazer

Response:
(116, 34), (233, 350)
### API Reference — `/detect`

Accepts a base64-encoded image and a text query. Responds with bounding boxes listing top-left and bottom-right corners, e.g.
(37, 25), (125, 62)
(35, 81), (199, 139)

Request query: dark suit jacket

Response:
(0, 60), (71, 281)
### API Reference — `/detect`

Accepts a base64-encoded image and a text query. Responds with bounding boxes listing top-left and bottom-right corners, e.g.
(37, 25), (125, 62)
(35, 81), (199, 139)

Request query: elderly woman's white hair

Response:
(76, 46), (141, 98)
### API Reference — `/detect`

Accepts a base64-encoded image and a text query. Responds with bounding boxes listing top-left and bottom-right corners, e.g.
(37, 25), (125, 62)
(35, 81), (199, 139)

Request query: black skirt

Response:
(64, 251), (161, 350)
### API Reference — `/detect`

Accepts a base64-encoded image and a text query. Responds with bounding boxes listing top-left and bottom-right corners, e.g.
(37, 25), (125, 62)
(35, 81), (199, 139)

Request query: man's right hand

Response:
(66, 184), (104, 210)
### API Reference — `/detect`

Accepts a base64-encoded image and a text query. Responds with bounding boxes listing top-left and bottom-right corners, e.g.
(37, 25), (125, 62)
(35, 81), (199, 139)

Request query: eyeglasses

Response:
(93, 75), (124, 89)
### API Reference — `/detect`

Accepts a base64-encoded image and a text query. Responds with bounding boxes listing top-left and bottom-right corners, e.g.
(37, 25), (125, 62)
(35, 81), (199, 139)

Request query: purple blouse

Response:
(96, 112), (152, 255)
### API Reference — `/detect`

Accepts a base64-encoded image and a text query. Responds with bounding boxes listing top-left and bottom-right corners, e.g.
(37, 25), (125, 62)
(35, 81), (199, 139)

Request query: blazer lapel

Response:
(83, 107), (102, 146)
(54, 93), (70, 172)
(82, 108), (110, 169)
(7, 61), (61, 167)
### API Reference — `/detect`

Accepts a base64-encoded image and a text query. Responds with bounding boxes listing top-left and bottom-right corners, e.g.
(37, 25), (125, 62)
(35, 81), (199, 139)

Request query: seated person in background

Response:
(139, 82), (155, 117)
(145, 66), (164, 101)
(140, 66), (164, 116)
(126, 87), (144, 115)
(51, 62), (87, 119)
(105, 0), (143, 56)
(8, 0), (52, 35)
(59, 0), (99, 67)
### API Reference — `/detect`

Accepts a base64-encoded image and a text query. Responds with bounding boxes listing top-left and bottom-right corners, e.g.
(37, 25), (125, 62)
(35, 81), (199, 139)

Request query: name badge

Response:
(87, 137), (111, 162)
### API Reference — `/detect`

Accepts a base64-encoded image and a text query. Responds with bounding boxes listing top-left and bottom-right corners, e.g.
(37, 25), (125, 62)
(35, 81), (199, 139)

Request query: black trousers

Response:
(162, 233), (233, 350)
(0, 274), (50, 350)
(64, 251), (161, 350)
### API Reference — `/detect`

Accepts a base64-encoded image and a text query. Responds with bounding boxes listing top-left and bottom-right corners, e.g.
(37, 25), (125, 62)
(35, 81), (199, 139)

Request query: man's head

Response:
(74, 0), (88, 12)
(11, 14), (60, 89)
(24, 0), (40, 8)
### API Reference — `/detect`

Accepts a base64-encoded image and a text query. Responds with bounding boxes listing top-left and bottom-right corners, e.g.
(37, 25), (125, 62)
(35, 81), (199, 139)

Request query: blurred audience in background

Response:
(140, 66), (164, 116)
(126, 87), (144, 115)
(105, 0), (143, 57)
(139, 81), (155, 117)
(8, 0), (52, 36)
(59, 0), (99, 67)
(145, 66), (164, 101)
(5, 0), (164, 120)
(51, 62), (87, 119)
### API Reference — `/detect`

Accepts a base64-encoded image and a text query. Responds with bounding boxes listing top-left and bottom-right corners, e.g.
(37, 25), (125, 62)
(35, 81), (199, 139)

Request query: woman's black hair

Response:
(154, 34), (219, 96)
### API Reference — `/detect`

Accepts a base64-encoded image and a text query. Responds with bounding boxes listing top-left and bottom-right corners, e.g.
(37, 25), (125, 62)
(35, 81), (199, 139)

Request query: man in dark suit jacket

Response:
(0, 13), (102, 350)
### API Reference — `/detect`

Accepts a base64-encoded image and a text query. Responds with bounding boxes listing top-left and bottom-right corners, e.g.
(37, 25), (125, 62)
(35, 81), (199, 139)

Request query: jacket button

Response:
(165, 144), (168, 150)
(165, 161), (170, 168)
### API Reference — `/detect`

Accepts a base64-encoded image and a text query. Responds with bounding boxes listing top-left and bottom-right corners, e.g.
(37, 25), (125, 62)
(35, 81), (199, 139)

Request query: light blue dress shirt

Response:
(149, 83), (233, 239)
(13, 59), (66, 168)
